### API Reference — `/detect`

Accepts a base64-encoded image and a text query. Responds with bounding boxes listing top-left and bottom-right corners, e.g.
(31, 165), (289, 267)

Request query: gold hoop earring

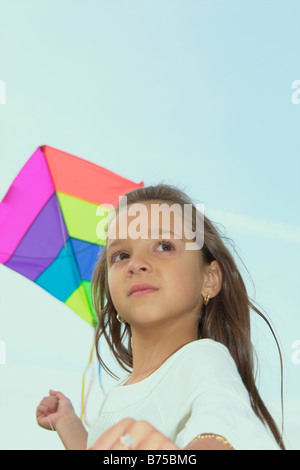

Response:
(116, 313), (127, 324)
(203, 294), (210, 306)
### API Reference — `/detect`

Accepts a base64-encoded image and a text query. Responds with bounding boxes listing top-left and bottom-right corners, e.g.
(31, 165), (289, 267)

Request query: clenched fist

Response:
(36, 390), (76, 431)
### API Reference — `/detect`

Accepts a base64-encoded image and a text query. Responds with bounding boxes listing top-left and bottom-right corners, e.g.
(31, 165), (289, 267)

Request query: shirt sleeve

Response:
(173, 342), (280, 450)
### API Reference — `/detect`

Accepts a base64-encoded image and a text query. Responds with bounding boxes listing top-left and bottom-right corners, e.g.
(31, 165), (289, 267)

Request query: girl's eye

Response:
(155, 240), (175, 252)
(110, 240), (175, 263)
(110, 251), (129, 263)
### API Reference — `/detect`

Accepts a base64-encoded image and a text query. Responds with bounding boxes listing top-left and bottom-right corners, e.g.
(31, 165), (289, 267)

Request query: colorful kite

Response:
(0, 145), (143, 422)
(0, 145), (143, 325)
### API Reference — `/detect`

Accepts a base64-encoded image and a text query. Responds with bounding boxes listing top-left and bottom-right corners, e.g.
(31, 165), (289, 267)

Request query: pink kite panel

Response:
(0, 147), (55, 264)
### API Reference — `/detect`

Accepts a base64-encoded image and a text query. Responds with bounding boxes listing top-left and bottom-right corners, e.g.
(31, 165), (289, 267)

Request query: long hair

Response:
(91, 184), (285, 449)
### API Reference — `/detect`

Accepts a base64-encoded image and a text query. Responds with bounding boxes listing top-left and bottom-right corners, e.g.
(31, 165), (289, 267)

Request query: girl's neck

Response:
(125, 326), (198, 385)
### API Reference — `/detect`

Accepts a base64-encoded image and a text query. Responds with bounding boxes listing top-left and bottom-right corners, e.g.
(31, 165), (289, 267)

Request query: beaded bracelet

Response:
(190, 433), (235, 450)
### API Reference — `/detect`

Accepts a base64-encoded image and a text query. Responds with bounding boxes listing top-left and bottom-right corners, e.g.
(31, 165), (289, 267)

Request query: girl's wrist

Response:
(190, 433), (234, 450)
(55, 414), (88, 450)
(54, 412), (81, 432)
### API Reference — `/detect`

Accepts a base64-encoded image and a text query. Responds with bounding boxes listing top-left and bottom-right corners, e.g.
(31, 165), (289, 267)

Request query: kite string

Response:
(48, 417), (55, 431)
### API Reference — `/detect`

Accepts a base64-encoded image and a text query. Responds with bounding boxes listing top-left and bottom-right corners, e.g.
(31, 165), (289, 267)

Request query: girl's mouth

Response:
(128, 283), (158, 297)
(130, 288), (158, 297)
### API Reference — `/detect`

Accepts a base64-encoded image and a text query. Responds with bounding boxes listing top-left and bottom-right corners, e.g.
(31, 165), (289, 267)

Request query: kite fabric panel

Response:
(0, 145), (144, 327)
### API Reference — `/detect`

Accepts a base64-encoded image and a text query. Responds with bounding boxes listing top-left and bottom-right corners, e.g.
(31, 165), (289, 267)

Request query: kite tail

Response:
(80, 339), (106, 427)
(80, 341), (95, 426)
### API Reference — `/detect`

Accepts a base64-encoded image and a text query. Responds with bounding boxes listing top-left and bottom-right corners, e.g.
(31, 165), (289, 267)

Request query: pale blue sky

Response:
(0, 0), (299, 449)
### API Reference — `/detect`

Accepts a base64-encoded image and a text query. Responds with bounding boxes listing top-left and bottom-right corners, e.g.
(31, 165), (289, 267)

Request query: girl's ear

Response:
(201, 260), (222, 299)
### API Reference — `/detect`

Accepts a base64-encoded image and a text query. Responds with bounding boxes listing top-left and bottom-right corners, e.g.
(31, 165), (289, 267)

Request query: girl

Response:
(36, 184), (284, 450)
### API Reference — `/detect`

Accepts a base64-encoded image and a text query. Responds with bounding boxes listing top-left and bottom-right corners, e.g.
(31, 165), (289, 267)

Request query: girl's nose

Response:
(125, 255), (151, 275)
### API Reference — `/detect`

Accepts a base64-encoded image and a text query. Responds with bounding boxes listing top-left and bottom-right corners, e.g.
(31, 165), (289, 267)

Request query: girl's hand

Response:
(36, 389), (76, 431)
(89, 418), (180, 450)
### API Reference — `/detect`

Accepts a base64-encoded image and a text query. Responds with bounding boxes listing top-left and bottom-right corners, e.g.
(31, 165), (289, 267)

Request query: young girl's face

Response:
(106, 201), (205, 329)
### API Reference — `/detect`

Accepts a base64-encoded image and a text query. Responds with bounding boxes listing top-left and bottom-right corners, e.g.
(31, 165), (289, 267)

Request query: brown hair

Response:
(91, 184), (285, 449)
